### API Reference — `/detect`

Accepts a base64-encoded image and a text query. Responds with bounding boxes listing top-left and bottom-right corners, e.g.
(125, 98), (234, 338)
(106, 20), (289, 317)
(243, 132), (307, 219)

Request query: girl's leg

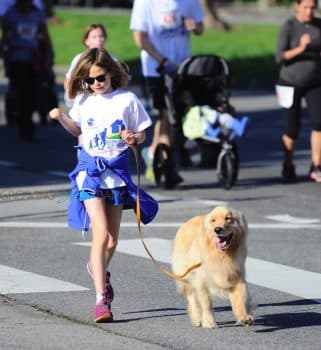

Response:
(83, 197), (109, 296)
(105, 203), (123, 269)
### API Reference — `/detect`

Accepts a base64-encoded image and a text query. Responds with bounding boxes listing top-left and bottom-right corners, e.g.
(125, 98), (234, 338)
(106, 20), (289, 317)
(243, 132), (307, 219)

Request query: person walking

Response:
(1, 0), (53, 141)
(49, 48), (158, 322)
(276, 0), (321, 183)
(130, 0), (204, 187)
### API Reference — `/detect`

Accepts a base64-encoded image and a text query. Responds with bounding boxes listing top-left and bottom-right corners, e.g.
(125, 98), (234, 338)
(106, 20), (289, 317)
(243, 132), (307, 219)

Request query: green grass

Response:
(49, 10), (280, 87)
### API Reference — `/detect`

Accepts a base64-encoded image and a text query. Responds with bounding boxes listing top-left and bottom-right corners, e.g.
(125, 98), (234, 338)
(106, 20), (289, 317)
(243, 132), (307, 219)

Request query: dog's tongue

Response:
(215, 237), (227, 251)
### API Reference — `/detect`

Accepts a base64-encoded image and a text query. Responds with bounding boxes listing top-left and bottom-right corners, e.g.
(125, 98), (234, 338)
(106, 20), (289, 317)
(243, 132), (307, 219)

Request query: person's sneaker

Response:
(142, 147), (155, 183)
(309, 164), (321, 183)
(282, 163), (297, 183)
(87, 262), (114, 305)
(94, 301), (113, 323)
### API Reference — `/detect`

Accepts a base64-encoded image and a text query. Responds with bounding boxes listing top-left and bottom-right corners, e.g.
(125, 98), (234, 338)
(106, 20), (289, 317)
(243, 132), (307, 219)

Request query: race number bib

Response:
(275, 85), (294, 109)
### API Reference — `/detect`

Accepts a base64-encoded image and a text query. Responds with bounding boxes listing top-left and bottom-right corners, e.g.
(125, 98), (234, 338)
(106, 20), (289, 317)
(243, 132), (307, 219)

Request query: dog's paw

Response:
(202, 315), (217, 329)
(236, 314), (253, 326)
(189, 313), (202, 327)
(191, 318), (201, 327)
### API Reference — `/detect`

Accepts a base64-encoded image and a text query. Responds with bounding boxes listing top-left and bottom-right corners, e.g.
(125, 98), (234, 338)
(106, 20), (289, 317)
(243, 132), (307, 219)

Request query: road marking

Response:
(1, 221), (321, 230)
(0, 264), (89, 294)
(267, 214), (320, 224)
(75, 238), (321, 303)
(0, 160), (19, 167)
(45, 170), (69, 177)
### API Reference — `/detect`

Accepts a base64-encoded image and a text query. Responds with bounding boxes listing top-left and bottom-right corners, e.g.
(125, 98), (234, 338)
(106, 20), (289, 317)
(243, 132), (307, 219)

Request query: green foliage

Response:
(49, 10), (281, 87)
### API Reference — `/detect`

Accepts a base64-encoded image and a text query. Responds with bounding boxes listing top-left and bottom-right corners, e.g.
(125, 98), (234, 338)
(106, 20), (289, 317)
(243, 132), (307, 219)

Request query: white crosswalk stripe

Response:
(0, 264), (89, 294)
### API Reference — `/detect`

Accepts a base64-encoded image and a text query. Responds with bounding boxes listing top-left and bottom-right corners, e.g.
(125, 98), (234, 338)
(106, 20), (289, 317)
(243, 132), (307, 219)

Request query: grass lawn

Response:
(49, 10), (281, 88)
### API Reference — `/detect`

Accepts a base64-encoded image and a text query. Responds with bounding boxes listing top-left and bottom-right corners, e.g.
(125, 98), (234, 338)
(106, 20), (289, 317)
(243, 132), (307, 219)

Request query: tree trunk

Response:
(199, 0), (230, 31)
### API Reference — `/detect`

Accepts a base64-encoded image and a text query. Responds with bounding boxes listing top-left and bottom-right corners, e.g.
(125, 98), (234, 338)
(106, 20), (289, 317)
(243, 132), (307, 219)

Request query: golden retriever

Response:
(172, 205), (253, 328)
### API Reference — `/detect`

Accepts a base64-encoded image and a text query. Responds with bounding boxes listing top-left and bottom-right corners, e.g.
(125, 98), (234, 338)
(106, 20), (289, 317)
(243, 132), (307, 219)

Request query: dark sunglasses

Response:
(85, 74), (108, 85)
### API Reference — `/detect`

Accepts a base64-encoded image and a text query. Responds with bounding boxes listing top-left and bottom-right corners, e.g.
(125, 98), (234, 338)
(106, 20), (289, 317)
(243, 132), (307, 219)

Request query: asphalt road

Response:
(0, 84), (321, 349)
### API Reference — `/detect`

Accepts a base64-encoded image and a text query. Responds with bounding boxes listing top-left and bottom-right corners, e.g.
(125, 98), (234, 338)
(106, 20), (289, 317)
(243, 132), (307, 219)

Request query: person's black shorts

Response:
(145, 77), (167, 113)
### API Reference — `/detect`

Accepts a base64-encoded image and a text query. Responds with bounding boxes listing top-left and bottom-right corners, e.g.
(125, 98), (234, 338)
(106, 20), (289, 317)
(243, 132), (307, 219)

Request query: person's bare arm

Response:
(283, 33), (311, 60)
(49, 108), (81, 137)
(133, 31), (165, 64)
(183, 18), (204, 35)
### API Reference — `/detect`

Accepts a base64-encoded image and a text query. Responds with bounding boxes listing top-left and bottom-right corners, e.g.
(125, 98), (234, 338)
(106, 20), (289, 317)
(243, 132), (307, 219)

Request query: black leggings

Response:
(280, 81), (321, 139)
(8, 61), (39, 139)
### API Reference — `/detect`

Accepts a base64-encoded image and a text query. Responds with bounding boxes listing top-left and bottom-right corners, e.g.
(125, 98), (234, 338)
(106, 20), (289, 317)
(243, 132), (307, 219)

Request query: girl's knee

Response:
(108, 234), (118, 249)
(92, 229), (109, 247)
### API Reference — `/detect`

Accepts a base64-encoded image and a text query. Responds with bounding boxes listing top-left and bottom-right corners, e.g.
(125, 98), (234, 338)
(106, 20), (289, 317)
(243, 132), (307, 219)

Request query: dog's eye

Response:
(210, 218), (216, 223)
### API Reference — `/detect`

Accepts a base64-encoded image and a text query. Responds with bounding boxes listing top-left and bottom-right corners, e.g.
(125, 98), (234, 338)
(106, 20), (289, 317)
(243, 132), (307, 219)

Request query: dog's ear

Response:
(232, 208), (248, 236)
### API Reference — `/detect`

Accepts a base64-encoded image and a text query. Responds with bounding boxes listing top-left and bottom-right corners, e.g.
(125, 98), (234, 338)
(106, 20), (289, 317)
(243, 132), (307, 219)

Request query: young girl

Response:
(64, 24), (110, 150)
(50, 48), (158, 323)
(64, 24), (110, 104)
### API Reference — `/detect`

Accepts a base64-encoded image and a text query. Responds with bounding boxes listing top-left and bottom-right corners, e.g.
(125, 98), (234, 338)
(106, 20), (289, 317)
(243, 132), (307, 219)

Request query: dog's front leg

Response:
(196, 287), (216, 329)
(229, 280), (253, 326)
(186, 287), (202, 327)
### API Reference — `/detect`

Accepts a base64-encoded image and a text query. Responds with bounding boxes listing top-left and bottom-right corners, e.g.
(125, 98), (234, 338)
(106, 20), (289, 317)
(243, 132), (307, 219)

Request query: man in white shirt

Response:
(130, 0), (204, 187)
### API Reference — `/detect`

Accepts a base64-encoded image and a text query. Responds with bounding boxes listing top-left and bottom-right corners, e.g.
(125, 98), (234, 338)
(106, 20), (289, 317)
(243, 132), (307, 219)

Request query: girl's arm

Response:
(121, 130), (145, 146)
(49, 108), (81, 137)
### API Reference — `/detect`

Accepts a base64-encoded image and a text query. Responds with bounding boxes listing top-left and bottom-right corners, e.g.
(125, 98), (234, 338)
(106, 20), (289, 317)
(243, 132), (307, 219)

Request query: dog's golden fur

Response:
(172, 205), (253, 328)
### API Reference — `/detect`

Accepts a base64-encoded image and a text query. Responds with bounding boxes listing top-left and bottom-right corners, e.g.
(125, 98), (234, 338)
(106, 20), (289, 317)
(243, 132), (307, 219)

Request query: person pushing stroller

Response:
(130, 0), (205, 187)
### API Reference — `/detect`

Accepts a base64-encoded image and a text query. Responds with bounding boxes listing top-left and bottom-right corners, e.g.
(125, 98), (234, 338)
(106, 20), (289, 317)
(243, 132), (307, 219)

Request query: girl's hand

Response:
(49, 108), (64, 121)
(121, 130), (138, 146)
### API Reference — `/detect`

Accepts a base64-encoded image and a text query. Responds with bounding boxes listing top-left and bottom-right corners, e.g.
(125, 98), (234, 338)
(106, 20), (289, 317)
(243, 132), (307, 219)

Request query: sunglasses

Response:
(85, 74), (108, 85)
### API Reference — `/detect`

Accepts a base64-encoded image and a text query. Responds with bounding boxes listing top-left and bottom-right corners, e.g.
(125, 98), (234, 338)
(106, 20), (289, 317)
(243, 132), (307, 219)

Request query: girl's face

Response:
(86, 64), (113, 94)
(296, 0), (316, 22)
(84, 28), (106, 49)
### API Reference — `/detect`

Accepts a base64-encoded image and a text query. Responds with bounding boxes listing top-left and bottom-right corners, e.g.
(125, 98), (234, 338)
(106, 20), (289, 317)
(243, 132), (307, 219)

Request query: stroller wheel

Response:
(217, 146), (239, 190)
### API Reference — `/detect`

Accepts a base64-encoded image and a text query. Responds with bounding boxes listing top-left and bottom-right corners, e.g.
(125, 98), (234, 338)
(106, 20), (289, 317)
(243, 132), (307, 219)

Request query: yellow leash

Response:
(130, 145), (202, 280)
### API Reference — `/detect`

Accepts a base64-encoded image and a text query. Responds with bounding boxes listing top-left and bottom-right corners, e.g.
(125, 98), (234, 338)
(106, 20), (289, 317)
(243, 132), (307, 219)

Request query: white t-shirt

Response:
(130, 0), (204, 77)
(70, 89), (152, 189)
(65, 53), (83, 79)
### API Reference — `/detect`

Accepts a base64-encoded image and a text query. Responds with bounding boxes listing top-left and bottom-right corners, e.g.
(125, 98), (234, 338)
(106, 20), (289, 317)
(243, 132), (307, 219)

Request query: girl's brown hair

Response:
(68, 48), (130, 99)
(82, 23), (107, 46)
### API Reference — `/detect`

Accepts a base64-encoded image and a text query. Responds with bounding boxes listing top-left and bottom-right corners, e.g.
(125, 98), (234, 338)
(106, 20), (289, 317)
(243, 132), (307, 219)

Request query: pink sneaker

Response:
(94, 301), (113, 323)
(87, 262), (114, 305)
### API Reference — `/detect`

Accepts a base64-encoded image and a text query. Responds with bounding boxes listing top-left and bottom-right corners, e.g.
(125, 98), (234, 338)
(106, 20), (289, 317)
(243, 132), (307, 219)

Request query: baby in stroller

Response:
(182, 103), (249, 141)
(172, 54), (250, 188)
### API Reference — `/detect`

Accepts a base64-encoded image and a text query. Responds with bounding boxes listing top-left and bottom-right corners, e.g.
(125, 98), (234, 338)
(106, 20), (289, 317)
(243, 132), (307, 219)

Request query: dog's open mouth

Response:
(215, 233), (233, 251)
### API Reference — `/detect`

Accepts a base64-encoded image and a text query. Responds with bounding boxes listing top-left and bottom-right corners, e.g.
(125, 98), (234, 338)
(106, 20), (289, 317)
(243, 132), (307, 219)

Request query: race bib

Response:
(275, 85), (294, 109)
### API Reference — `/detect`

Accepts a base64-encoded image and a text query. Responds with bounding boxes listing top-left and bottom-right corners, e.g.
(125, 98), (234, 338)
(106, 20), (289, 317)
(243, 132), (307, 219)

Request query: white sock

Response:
(148, 147), (153, 159)
(96, 292), (104, 305)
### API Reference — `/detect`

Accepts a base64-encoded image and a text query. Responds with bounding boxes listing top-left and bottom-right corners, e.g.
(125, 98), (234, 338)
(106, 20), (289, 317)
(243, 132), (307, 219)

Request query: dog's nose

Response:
(215, 227), (224, 235)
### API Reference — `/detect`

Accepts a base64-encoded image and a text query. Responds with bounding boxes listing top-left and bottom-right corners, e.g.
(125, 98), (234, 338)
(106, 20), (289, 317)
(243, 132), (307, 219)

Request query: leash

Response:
(130, 145), (202, 280)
